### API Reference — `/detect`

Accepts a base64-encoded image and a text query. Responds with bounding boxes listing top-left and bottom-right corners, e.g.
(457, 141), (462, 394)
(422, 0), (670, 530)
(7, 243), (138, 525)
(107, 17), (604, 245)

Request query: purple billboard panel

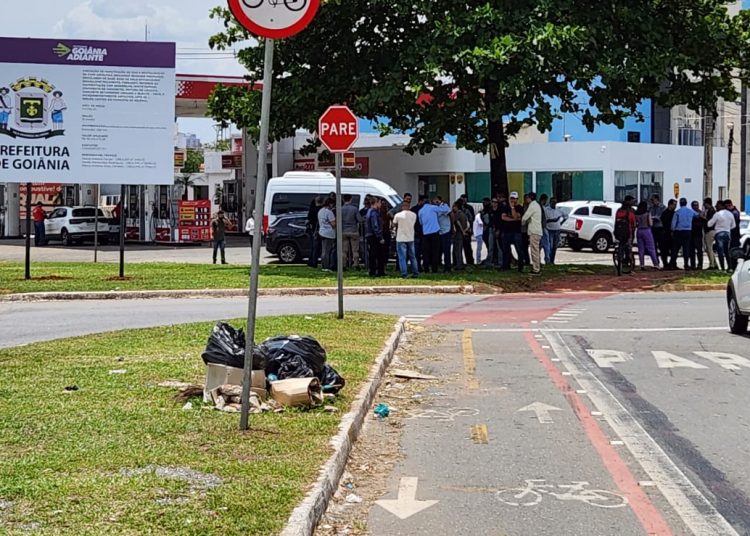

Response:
(0, 38), (175, 69)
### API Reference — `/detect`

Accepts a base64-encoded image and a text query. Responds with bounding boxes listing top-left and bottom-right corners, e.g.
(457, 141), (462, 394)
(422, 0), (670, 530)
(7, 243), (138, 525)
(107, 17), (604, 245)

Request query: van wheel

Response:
(592, 232), (611, 253)
(729, 294), (749, 334)
(278, 242), (301, 264)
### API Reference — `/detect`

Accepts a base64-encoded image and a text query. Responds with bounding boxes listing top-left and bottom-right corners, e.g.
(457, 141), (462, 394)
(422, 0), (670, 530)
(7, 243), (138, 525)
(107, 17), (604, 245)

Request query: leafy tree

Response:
(181, 148), (204, 174)
(208, 0), (748, 196)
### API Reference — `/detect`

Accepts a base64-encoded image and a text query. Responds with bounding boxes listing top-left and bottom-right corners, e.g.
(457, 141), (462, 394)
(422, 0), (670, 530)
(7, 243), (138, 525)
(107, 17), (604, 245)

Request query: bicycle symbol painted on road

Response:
(242, 0), (308, 11)
(405, 407), (480, 422)
(496, 480), (628, 508)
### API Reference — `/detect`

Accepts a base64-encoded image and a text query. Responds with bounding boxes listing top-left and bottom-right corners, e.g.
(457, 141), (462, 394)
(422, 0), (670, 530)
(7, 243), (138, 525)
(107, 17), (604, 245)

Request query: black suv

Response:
(265, 212), (311, 264)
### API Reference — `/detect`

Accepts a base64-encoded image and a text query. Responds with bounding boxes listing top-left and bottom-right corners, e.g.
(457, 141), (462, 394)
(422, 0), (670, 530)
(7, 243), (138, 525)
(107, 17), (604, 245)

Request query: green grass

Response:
(675, 269), (733, 286)
(0, 313), (396, 535)
(0, 261), (613, 295)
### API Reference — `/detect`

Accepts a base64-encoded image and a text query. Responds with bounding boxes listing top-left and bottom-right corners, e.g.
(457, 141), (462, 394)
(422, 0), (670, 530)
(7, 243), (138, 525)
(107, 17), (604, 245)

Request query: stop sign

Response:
(318, 105), (359, 153)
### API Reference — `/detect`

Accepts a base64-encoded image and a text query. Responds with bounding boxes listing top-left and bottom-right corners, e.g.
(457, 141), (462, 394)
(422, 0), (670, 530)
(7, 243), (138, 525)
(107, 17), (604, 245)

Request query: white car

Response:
(740, 214), (749, 249)
(559, 201), (622, 253)
(44, 206), (110, 246)
(728, 241), (750, 334)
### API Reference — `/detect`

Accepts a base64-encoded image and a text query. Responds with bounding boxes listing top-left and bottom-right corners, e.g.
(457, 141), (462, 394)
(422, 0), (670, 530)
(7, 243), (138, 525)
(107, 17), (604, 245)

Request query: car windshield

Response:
(72, 208), (106, 218)
(388, 195), (403, 209)
(741, 219), (749, 231)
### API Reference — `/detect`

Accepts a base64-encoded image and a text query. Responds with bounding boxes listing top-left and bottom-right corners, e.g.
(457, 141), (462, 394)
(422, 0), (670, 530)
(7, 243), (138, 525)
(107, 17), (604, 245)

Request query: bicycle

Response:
(613, 239), (633, 276)
(496, 479), (628, 508)
(242, 0), (308, 11)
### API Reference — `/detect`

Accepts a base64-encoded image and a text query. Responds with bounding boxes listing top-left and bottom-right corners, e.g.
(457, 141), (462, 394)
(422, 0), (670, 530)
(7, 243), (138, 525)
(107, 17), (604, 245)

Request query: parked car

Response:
(559, 201), (622, 253)
(265, 212), (311, 264)
(44, 206), (110, 246)
(727, 242), (750, 334)
(740, 214), (749, 249)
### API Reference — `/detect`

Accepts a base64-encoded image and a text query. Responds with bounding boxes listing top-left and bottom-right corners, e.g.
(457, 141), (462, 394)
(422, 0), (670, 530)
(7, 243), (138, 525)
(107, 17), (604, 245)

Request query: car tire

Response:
(592, 232), (612, 253)
(728, 293), (749, 334)
(569, 240), (584, 252)
(61, 228), (71, 246)
(277, 242), (301, 264)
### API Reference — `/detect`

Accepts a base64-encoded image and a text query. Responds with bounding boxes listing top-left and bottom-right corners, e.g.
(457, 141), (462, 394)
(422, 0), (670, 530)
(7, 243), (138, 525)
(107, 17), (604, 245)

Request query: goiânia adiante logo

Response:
(52, 42), (107, 62)
(53, 43), (71, 58)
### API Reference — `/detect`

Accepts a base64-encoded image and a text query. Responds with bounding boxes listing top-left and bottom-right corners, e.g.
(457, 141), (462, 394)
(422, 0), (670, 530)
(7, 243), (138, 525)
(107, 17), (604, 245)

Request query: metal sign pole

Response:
(240, 38), (274, 432)
(93, 184), (99, 263)
(119, 184), (126, 278)
(24, 182), (31, 280)
(335, 152), (344, 319)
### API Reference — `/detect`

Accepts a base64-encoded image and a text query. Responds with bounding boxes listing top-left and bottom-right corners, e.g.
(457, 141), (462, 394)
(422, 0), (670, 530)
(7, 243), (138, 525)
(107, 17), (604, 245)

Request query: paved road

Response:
(364, 291), (750, 536)
(0, 294), (485, 348)
(0, 237), (612, 265)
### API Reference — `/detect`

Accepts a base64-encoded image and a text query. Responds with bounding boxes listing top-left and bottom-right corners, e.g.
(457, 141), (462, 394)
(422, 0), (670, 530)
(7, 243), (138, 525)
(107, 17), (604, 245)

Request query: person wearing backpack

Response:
(614, 196), (637, 266)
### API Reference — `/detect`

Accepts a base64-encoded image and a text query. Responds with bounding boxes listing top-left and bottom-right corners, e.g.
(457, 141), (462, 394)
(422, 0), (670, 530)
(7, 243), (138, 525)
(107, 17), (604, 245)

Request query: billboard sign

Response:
(0, 37), (175, 185)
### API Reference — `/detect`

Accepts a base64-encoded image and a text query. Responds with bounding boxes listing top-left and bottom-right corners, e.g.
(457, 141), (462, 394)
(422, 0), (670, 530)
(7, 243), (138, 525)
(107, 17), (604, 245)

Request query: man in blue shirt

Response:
(671, 198), (698, 270)
(365, 197), (386, 276)
(437, 196), (453, 272)
(419, 198), (450, 273)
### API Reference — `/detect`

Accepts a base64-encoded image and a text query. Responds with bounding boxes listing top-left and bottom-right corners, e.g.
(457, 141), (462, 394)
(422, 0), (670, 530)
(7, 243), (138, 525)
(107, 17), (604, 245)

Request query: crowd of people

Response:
(305, 191), (568, 277)
(614, 194), (742, 272)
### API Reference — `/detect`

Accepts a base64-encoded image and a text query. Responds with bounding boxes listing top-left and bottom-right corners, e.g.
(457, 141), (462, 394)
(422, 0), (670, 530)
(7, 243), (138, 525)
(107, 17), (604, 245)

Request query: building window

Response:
(640, 172), (664, 203)
(678, 128), (702, 147)
(615, 171), (639, 203)
(536, 171), (604, 202)
(627, 131), (641, 143)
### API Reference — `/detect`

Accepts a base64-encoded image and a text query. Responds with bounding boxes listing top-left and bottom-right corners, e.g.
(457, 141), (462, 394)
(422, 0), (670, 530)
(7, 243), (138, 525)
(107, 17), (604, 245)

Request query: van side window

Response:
(591, 206), (612, 217)
(271, 193), (317, 216)
(573, 207), (589, 216)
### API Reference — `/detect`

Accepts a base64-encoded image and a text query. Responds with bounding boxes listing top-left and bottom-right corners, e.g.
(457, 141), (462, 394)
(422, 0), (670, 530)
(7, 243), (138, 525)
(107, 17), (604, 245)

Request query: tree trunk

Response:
(703, 106), (716, 200)
(485, 80), (509, 198)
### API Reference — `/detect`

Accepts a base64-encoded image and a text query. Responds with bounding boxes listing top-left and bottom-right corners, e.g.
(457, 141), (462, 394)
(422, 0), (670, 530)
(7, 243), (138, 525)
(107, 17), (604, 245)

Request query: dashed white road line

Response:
(543, 330), (739, 536)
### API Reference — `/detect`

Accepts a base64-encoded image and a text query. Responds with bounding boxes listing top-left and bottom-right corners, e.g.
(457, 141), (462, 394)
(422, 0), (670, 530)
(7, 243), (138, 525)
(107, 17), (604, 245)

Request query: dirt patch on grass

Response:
(17, 275), (73, 282)
(538, 270), (681, 293)
(104, 276), (134, 281)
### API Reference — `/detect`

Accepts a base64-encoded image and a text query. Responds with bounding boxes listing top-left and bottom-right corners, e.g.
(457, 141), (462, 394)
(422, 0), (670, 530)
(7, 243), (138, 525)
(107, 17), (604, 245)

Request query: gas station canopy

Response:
(176, 73), (255, 118)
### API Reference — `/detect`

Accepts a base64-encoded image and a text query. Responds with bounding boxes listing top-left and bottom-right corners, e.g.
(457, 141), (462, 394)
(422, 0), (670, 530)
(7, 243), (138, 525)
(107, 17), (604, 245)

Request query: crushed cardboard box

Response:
(203, 363), (266, 403)
(270, 377), (324, 408)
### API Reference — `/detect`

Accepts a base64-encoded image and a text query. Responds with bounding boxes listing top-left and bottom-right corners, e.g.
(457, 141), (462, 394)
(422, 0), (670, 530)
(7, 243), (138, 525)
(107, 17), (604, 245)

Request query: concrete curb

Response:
(660, 283), (726, 292)
(279, 317), (407, 536)
(0, 285), (474, 302)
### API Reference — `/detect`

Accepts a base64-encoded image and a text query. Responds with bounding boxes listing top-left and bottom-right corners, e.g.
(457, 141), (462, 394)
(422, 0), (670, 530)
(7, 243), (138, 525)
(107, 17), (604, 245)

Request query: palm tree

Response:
(174, 174), (195, 201)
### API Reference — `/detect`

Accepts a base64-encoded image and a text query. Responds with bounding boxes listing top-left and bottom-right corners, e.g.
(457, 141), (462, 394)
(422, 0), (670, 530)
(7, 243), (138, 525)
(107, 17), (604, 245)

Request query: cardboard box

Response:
(203, 364), (266, 402)
(270, 377), (323, 407)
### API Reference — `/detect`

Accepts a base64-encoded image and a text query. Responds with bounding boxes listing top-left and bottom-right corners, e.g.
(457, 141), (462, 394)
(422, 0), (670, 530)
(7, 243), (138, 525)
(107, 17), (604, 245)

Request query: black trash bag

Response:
(202, 322), (267, 370)
(275, 355), (316, 380)
(261, 335), (327, 377)
(319, 364), (346, 394)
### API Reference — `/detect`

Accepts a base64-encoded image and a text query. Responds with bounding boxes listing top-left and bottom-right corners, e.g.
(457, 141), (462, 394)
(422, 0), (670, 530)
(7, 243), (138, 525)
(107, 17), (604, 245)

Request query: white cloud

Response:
(89, 0), (155, 20)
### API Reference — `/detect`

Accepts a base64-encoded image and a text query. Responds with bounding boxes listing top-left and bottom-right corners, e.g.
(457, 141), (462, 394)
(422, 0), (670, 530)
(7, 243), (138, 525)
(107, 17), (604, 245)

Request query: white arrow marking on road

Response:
(518, 402), (563, 424)
(375, 477), (438, 520)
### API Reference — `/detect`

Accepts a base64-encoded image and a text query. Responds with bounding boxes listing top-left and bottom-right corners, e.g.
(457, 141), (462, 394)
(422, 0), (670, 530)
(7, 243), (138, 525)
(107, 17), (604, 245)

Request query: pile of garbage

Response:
(199, 322), (346, 413)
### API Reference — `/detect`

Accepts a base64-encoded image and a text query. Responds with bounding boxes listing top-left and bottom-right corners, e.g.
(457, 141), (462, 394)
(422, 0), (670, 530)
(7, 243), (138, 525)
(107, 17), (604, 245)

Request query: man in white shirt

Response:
(317, 198), (336, 271)
(707, 200), (737, 272)
(393, 197), (419, 278)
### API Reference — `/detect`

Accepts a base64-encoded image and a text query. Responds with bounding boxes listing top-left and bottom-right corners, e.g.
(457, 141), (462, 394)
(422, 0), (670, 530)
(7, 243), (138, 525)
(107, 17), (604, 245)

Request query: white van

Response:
(263, 172), (403, 231)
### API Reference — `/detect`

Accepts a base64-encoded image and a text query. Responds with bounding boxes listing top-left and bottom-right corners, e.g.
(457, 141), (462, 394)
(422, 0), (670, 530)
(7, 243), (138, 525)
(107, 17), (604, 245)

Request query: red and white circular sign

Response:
(319, 105), (359, 153)
(227, 0), (320, 39)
